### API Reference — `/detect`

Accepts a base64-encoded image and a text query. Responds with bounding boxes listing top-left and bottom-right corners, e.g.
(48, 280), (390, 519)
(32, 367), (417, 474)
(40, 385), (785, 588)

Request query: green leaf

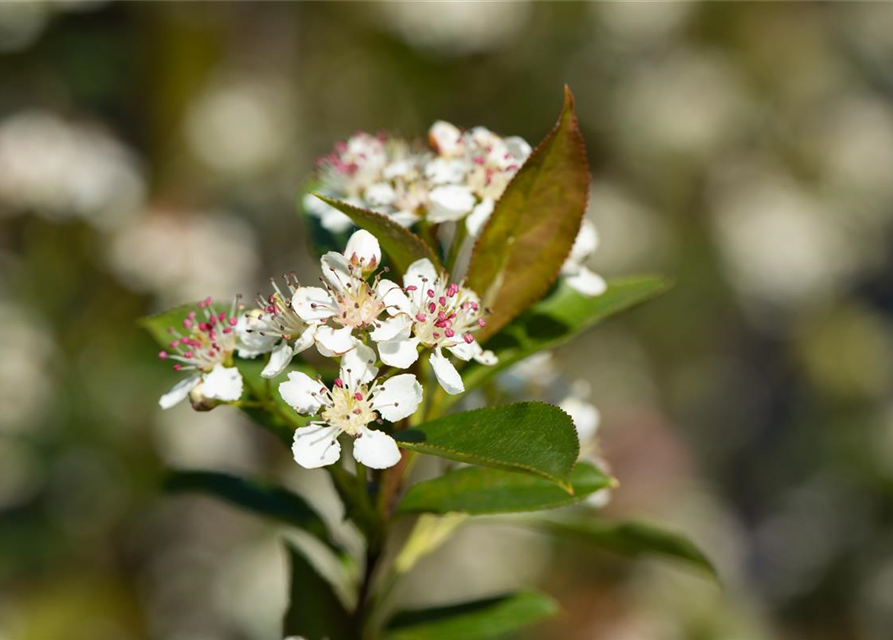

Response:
(395, 402), (579, 492)
(139, 303), (195, 348)
(466, 86), (591, 340)
(396, 462), (613, 516)
(313, 194), (441, 274)
(385, 591), (558, 640)
(283, 542), (353, 640)
(165, 470), (339, 549)
(539, 517), (717, 578)
(460, 277), (671, 397)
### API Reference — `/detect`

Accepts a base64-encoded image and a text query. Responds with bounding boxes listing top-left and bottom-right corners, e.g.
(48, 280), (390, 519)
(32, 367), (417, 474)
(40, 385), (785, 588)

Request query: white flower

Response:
(561, 219), (607, 296)
(279, 343), (423, 469)
(292, 230), (407, 358)
(375, 258), (496, 395)
(559, 382), (612, 508)
(158, 297), (245, 409)
(237, 273), (320, 379)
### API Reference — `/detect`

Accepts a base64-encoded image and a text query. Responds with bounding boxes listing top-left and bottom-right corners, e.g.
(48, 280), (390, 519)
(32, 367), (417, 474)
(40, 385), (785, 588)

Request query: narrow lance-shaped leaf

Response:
(396, 462), (614, 516)
(395, 402), (579, 492)
(385, 591), (558, 640)
(283, 542), (353, 640)
(457, 276), (672, 397)
(466, 85), (590, 340)
(165, 470), (338, 550)
(313, 194), (441, 274)
(537, 517), (717, 579)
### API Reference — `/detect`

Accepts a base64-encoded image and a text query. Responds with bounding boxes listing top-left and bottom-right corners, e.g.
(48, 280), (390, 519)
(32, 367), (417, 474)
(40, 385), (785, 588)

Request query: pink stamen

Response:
(158, 351), (168, 359)
(438, 296), (446, 306)
(428, 302), (436, 314)
(445, 328), (455, 338)
(354, 392), (363, 401)
(463, 334), (474, 344)
(415, 313), (427, 322)
(334, 378), (343, 388)
(182, 319), (193, 330)
(405, 285), (418, 292)
(228, 317), (238, 327)
(478, 318), (487, 327)
(426, 289), (435, 298)
(173, 364), (182, 371)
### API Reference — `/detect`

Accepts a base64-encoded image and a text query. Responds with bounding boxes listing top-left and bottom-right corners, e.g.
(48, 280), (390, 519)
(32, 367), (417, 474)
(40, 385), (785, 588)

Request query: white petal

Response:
(564, 267), (607, 297)
(279, 371), (326, 415)
(261, 341), (295, 378)
(315, 325), (355, 356)
(235, 311), (277, 358)
(292, 325), (317, 354)
(447, 339), (480, 362)
(425, 158), (468, 184)
(427, 185), (476, 223)
(292, 286), (336, 322)
(303, 194), (353, 233)
(159, 374), (201, 409)
(379, 337), (420, 369)
(587, 488), (613, 508)
(378, 279), (412, 316)
(353, 426), (401, 469)
(465, 198), (494, 237)
(403, 258), (439, 294)
(364, 182), (397, 207)
(370, 314), (411, 342)
(320, 251), (353, 292)
(504, 136), (532, 162)
(387, 210), (421, 228)
(429, 120), (464, 157)
(430, 349), (464, 395)
(344, 229), (381, 272)
(292, 423), (342, 469)
(341, 341), (378, 387)
(321, 210), (354, 233)
(201, 364), (244, 402)
(568, 219), (599, 265)
(560, 396), (601, 442)
(474, 349), (498, 366)
(372, 374), (423, 422)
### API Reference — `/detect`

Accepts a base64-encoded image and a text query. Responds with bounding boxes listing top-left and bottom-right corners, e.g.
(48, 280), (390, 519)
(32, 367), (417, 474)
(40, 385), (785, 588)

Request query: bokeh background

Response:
(3, 2), (893, 639)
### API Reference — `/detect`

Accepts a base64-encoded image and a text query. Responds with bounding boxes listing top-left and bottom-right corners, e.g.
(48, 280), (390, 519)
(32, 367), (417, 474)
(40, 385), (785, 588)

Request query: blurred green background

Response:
(3, 2), (893, 639)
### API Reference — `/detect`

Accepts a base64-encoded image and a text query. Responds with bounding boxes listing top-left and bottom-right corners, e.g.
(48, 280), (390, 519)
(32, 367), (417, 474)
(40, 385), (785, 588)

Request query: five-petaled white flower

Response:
(375, 258), (496, 396)
(292, 230), (405, 356)
(561, 219), (607, 297)
(158, 297), (245, 409)
(280, 343), (423, 469)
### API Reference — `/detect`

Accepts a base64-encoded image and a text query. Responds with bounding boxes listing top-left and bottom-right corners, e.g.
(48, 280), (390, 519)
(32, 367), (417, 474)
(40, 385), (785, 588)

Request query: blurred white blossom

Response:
(0, 110), (145, 229)
(106, 210), (259, 305)
(0, 301), (55, 432)
(376, 2), (531, 56)
(185, 75), (297, 178)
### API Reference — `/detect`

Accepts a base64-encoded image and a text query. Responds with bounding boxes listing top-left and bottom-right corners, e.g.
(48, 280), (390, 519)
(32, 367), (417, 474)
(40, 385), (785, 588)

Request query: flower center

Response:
(321, 384), (376, 436)
(160, 297), (242, 373)
(407, 278), (485, 349)
(333, 280), (385, 329)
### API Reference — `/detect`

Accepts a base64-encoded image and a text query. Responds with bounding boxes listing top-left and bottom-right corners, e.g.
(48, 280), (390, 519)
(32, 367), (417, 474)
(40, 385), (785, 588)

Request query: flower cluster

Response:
(306, 123), (530, 235)
(157, 229), (495, 471)
(305, 122), (605, 297)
